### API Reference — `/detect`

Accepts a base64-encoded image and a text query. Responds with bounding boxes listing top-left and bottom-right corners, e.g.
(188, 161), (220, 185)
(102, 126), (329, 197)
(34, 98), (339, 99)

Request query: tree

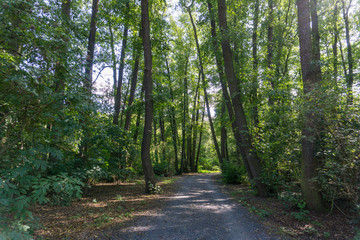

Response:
(141, 0), (156, 192)
(217, 0), (268, 196)
(296, 0), (324, 210)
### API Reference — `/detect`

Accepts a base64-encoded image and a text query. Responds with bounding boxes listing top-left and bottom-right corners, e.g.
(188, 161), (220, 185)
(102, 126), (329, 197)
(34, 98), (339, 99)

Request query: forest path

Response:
(98, 173), (284, 240)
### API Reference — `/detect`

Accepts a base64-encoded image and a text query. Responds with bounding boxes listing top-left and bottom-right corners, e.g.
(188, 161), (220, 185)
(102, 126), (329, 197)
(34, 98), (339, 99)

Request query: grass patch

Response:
(198, 169), (221, 173)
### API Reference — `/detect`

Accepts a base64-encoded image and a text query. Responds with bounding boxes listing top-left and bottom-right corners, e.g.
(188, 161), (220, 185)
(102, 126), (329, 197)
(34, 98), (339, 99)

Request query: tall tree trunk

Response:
(207, 0), (253, 179)
(296, 0), (323, 210)
(251, 0), (260, 127)
(165, 57), (180, 174)
(217, 0), (268, 196)
(141, 0), (156, 191)
(181, 57), (189, 173)
(332, 1), (339, 87)
(267, 0), (275, 105)
(133, 87), (144, 143)
(81, 0), (98, 165)
(220, 100), (229, 163)
(108, 21), (117, 91)
(84, 0), (98, 92)
(113, 2), (130, 125)
(195, 108), (205, 172)
(124, 49), (141, 131)
(341, 0), (354, 104)
(191, 84), (201, 172)
(153, 118), (159, 163)
(159, 116), (166, 163)
(187, 7), (222, 167)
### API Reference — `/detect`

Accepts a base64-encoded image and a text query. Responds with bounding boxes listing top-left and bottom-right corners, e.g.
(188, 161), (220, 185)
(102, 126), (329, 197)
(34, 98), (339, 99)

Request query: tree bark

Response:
(217, 0), (268, 196)
(113, 1), (130, 125)
(141, 0), (156, 191)
(296, 0), (324, 210)
(251, 0), (260, 127)
(341, 0), (354, 104)
(124, 49), (140, 131)
(84, 0), (99, 92)
(165, 57), (180, 174)
(180, 57), (189, 173)
(187, 6), (222, 167)
(207, 0), (253, 179)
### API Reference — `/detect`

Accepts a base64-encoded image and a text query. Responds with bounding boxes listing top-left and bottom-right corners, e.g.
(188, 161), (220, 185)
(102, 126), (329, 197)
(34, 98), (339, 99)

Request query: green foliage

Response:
(32, 173), (84, 206)
(221, 162), (247, 184)
(148, 183), (162, 194)
(153, 161), (170, 176)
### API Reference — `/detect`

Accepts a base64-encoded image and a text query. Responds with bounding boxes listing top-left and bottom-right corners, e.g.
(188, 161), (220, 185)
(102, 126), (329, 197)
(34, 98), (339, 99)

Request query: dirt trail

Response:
(96, 173), (284, 240)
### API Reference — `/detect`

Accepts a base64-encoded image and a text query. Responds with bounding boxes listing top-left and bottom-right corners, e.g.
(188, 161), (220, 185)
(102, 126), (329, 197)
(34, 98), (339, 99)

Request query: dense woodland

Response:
(1, 0), (359, 238)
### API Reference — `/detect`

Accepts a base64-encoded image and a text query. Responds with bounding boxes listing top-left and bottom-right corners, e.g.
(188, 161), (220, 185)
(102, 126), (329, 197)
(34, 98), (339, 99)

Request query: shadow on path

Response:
(95, 174), (284, 240)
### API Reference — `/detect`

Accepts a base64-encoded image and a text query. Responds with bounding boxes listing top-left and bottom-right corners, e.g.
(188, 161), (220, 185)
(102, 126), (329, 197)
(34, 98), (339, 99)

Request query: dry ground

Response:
(216, 174), (360, 240)
(31, 176), (179, 239)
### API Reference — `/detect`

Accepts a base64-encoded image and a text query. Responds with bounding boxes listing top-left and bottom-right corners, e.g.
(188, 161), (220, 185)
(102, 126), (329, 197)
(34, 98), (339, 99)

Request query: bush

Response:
(153, 162), (170, 176)
(222, 162), (247, 184)
(32, 173), (84, 206)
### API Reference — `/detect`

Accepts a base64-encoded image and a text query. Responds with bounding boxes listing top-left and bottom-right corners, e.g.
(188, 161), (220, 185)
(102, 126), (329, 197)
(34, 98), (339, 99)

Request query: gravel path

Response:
(99, 173), (283, 240)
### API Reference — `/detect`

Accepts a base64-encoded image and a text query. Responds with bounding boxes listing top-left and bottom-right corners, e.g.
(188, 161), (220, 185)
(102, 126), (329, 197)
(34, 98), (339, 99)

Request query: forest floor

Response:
(31, 176), (180, 239)
(32, 173), (359, 239)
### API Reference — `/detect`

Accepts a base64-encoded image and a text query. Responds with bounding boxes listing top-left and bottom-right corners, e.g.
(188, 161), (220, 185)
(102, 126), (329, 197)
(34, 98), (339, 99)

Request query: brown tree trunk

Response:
(165, 57), (180, 174)
(124, 49), (140, 131)
(180, 57), (189, 173)
(251, 0), (260, 127)
(267, 0), (275, 105)
(332, 1), (339, 87)
(217, 0), (268, 196)
(141, 0), (156, 192)
(133, 85), (144, 143)
(187, 7), (222, 167)
(220, 100), (229, 163)
(153, 118), (159, 163)
(207, 0), (253, 179)
(84, 0), (99, 92)
(341, 0), (354, 104)
(196, 108), (205, 172)
(297, 0), (324, 211)
(108, 21), (117, 91)
(113, 1), (130, 125)
(159, 116), (166, 163)
(81, 0), (98, 165)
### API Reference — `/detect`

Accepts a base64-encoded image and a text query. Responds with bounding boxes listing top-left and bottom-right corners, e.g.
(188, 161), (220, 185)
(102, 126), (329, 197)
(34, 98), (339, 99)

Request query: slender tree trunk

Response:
(84, 0), (98, 92)
(341, 0), (354, 104)
(124, 50), (140, 131)
(332, 1), (339, 87)
(153, 118), (159, 163)
(207, 0), (253, 179)
(196, 108), (205, 172)
(113, 1), (130, 125)
(296, 0), (324, 210)
(181, 57), (189, 173)
(132, 82), (145, 143)
(108, 21), (117, 91)
(165, 57), (180, 174)
(159, 116), (166, 163)
(267, 0), (275, 105)
(81, 0), (98, 165)
(187, 7), (222, 167)
(251, 0), (260, 127)
(217, 0), (268, 196)
(141, 0), (156, 191)
(191, 85), (201, 172)
(220, 100), (229, 163)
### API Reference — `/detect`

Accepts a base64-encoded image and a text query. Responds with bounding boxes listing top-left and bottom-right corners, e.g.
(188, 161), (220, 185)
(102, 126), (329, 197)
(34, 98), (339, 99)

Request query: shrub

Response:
(32, 173), (84, 206)
(153, 162), (170, 176)
(222, 162), (247, 184)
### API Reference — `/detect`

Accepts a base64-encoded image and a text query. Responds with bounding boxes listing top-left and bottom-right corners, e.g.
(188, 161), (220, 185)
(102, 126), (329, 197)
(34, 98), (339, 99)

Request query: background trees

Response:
(1, 0), (360, 237)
